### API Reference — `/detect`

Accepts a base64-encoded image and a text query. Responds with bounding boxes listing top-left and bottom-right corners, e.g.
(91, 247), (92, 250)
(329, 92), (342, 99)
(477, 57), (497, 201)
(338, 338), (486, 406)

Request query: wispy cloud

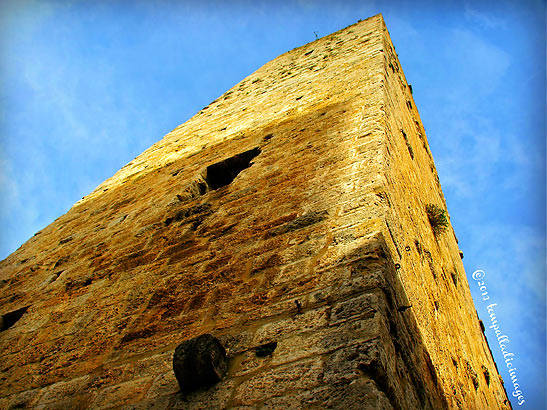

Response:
(466, 222), (546, 406)
(464, 4), (510, 30)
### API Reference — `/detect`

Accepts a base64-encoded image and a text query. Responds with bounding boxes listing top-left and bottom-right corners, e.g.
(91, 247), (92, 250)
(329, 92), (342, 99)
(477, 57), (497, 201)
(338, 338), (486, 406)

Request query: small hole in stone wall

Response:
(205, 147), (261, 190)
(1, 306), (30, 331)
(451, 272), (458, 287)
(407, 143), (414, 160)
(255, 341), (277, 357)
(197, 181), (208, 196)
(414, 240), (422, 254)
(482, 366), (491, 386)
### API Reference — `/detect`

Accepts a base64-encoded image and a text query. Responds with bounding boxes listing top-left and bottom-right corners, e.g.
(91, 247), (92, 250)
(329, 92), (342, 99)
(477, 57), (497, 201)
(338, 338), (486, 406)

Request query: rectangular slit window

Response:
(205, 147), (261, 190)
(1, 306), (29, 331)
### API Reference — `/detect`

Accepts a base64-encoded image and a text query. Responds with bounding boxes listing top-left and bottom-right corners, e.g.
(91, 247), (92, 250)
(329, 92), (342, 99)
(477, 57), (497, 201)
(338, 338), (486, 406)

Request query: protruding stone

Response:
(173, 334), (228, 392)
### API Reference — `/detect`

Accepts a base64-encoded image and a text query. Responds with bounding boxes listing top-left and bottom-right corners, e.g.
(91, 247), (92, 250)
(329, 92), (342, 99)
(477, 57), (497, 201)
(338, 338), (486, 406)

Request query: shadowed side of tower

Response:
(0, 14), (510, 410)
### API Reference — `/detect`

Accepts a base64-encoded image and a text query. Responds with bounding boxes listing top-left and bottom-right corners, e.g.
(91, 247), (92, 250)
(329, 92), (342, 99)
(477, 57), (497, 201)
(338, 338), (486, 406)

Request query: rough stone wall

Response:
(374, 26), (512, 410)
(0, 14), (510, 410)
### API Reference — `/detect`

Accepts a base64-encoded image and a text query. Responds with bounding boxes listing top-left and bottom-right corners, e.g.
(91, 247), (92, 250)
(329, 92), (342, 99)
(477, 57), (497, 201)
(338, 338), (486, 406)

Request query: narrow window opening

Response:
(255, 341), (277, 357)
(451, 272), (458, 287)
(205, 147), (261, 190)
(482, 366), (491, 386)
(1, 306), (30, 331)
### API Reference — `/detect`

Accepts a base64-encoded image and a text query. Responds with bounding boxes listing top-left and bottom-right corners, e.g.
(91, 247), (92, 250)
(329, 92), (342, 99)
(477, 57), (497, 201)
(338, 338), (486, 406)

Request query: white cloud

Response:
(444, 28), (511, 97)
(434, 114), (505, 198)
(466, 223), (546, 305)
(463, 5), (510, 30)
(465, 222), (546, 389)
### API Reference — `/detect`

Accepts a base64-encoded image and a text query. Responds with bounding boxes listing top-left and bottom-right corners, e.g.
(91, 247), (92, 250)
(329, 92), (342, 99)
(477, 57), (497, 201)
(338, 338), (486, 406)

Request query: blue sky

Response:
(0, 0), (545, 407)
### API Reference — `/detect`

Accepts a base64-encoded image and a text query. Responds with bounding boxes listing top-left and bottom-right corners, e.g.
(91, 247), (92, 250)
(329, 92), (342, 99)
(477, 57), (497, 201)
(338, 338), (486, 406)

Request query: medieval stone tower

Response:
(0, 14), (511, 410)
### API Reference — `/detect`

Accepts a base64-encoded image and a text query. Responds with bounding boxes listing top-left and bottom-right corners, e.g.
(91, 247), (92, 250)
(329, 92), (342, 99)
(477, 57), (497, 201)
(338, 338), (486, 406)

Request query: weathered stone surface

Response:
(38, 375), (91, 405)
(89, 377), (153, 409)
(232, 357), (324, 406)
(170, 380), (236, 410)
(0, 13), (510, 410)
(173, 334), (227, 392)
